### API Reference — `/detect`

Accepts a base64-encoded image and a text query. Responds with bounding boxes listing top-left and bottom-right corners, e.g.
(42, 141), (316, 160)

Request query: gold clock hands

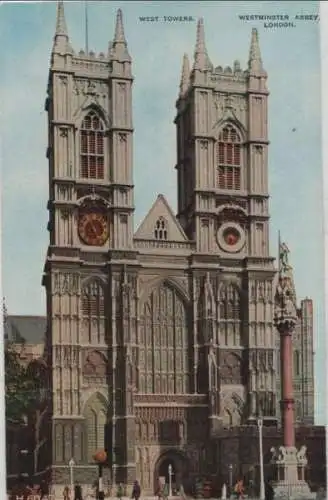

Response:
(89, 219), (98, 237)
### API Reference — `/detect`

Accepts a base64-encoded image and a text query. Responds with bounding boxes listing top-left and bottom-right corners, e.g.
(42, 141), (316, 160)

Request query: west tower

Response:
(174, 22), (277, 428)
(42, 1), (136, 491)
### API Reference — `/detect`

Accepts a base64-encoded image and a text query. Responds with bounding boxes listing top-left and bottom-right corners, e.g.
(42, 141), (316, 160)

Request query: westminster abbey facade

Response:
(41, 2), (315, 495)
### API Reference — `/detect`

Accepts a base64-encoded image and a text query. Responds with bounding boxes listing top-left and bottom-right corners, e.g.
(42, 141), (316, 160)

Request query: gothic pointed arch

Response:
(78, 108), (106, 180)
(139, 276), (190, 309)
(83, 392), (108, 463)
(81, 278), (106, 344)
(216, 122), (244, 191)
(138, 281), (189, 394)
(75, 102), (110, 129)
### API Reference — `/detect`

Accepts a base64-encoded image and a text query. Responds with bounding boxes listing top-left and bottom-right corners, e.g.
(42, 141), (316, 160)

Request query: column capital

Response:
(274, 315), (297, 335)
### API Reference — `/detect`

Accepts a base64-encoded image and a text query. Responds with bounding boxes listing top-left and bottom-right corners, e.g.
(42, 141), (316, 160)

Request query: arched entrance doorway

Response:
(154, 450), (190, 495)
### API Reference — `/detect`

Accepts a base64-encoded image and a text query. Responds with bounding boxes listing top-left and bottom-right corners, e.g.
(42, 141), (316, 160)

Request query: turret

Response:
(51, 0), (73, 66)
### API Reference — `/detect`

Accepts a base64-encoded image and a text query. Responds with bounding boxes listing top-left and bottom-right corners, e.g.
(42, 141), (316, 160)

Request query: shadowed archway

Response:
(154, 450), (190, 495)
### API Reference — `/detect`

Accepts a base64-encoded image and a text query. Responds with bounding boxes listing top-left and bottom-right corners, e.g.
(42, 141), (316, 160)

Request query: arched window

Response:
(81, 280), (105, 344)
(84, 393), (107, 462)
(154, 217), (168, 241)
(216, 125), (241, 190)
(138, 284), (188, 394)
(82, 280), (105, 317)
(80, 111), (105, 179)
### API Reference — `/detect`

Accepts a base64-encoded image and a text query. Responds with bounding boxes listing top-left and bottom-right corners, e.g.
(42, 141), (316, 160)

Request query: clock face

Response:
(78, 211), (109, 246)
(217, 222), (245, 253)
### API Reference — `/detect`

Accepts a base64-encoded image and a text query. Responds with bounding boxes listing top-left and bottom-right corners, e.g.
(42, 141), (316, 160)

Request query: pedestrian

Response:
(316, 486), (326, 499)
(264, 478), (274, 500)
(234, 479), (244, 499)
(39, 480), (48, 499)
(117, 482), (124, 500)
(162, 482), (169, 500)
(74, 482), (83, 500)
(63, 485), (70, 500)
(131, 480), (141, 500)
(155, 479), (163, 500)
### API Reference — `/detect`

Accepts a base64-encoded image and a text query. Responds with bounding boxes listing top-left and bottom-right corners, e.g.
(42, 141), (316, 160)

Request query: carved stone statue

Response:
(270, 446), (278, 463)
(297, 445), (307, 464)
(279, 242), (290, 272)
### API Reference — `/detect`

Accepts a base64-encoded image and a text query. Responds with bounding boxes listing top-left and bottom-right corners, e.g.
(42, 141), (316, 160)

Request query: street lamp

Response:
(69, 458), (75, 497)
(93, 449), (107, 500)
(168, 464), (173, 497)
(257, 417), (265, 500)
(228, 464), (233, 498)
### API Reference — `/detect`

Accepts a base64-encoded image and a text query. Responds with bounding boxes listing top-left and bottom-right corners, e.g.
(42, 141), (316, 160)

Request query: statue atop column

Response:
(272, 236), (314, 499)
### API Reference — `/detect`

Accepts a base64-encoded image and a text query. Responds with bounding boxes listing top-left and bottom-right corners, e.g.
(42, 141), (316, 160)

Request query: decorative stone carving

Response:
(53, 272), (79, 295)
(59, 127), (68, 138)
(83, 350), (107, 378)
(200, 140), (208, 150)
(60, 209), (69, 220)
(220, 352), (243, 384)
(73, 78), (108, 97)
(59, 75), (68, 85)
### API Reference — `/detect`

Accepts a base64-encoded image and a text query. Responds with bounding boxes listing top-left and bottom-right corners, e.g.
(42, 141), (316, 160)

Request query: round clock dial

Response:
(78, 211), (109, 246)
(217, 222), (245, 253)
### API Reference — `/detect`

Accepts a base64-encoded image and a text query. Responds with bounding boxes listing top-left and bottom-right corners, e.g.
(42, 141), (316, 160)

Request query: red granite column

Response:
(280, 326), (295, 447)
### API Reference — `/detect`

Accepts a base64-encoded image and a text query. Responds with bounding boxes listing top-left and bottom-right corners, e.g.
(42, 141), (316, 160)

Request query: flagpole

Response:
(278, 230), (281, 271)
(85, 1), (89, 55)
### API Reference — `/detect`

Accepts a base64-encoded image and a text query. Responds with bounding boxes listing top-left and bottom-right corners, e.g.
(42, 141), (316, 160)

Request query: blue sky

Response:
(1, 1), (324, 423)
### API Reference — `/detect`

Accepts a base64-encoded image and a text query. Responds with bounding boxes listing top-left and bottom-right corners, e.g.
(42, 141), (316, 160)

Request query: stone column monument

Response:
(271, 239), (314, 499)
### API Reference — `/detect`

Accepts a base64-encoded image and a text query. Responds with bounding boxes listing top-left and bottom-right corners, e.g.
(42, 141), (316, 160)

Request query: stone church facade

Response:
(41, 2), (314, 495)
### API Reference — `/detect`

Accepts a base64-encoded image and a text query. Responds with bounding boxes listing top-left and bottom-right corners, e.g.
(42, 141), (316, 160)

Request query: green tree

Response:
(5, 341), (38, 424)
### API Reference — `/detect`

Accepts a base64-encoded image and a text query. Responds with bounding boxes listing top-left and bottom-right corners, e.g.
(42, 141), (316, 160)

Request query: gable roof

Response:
(5, 315), (46, 344)
(134, 194), (188, 241)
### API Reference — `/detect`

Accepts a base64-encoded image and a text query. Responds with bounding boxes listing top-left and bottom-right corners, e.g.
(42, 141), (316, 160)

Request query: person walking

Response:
(264, 479), (274, 500)
(74, 482), (83, 500)
(234, 479), (244, 499)
(63, 485), (70, 500)
(131, 480), (141, 500)
(117, 482), (124, 500)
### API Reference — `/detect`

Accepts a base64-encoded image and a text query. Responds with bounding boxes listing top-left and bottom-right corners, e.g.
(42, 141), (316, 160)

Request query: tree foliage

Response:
(5, 341), (39, 424)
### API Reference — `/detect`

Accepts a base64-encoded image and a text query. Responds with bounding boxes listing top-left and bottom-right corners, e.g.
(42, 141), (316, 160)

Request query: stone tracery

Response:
(83, 392), (108, 463)
(81, 279), (106, 344)
(219, 283), (242, 346)
(138, 283), (189, 394)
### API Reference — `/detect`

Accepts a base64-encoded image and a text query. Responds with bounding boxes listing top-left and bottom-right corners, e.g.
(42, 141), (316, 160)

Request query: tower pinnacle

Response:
(114, 9), (126, 44)
(180, 53), (190, 96)
(55, 0), (68, 37)
(52, 0), (73, 55)
(111, 9), (131, 62)
(193, 18), (212, 71)
(248, 28), (264, 73)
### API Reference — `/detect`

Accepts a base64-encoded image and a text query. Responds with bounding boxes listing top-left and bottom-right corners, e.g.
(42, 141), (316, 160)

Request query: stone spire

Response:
(179, 53), (190, 96)
(193, 18), (212, 71)
(52, 0), (73, 54)
(111, 9), (131, 62)
(114, 8), (126, 43)
(248, 28), (264, 73)
(55, 0), (68, 36)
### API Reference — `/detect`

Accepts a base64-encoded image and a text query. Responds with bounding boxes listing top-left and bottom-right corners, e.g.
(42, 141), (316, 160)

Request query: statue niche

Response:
(83, 350), (107, 382)
(220, 352), (243, 385)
